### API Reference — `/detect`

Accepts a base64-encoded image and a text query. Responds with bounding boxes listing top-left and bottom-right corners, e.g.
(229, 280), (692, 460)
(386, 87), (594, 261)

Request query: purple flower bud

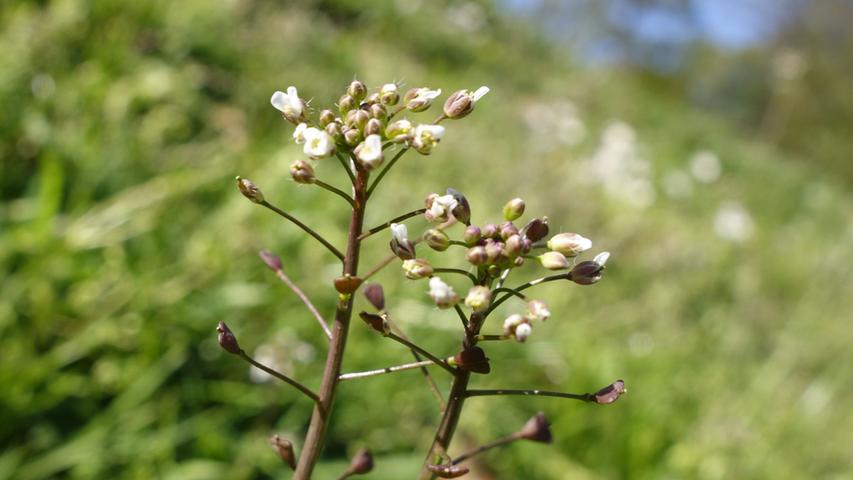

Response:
(359, 311), (390, 335)
(518, 412), (552, 444)
(453, 346), (490, 374)
(505, 234), (523, 258)
(216, 321), (241, 355)
(347, 80), (367, 101)
(362, 283), (385, 311)
(466, 246), (488, 266)
(485, 240), (503, 263)
(593, 379), (626, 405)
(463, 226), (481, 245)
(258, 250), (283, 272)
(570, 260), (604, 285)
(503, 198), (525, 221)
(347, 447), (374, 475)
(334, 275), (363, 295)
(446, 188), (471, 226)
(481, 223), (499, 239)
(522, 217), (549, 242)
(500, 221), (519, 240)
(270, 435), (297, 470)
(236, 176), (264, 203)
(427, 464), (470, 478)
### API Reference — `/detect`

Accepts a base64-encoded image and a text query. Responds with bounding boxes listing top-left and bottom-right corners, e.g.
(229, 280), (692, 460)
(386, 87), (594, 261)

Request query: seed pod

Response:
(518, 412), (552, 444)
(453, 346), (490, 374)
(362, 283), (385, 311)
(593, 380), (626, 404)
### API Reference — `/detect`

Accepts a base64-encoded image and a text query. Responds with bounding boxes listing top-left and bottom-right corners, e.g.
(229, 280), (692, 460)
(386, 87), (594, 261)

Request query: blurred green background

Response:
(2, 0), (851, 478)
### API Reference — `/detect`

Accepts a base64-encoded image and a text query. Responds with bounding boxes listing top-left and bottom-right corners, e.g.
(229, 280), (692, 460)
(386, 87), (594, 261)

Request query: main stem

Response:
(293, 167), (368, 479)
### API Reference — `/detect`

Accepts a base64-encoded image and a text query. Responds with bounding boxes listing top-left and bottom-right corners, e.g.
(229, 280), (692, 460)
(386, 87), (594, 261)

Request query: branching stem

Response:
(359, 208), (427, 241)
(238, 351), (319, 403)
(450, 432), (522, 465)
(314, 179), (355, 207)
(432, 268), (478, 284)
(367, 148), (408, 199)
(274, 269), (332, 340)
(387, 333), (457, 375)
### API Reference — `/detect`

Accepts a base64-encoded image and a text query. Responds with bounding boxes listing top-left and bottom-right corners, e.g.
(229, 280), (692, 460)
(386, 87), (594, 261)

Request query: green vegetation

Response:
(1, 0), (851, 478)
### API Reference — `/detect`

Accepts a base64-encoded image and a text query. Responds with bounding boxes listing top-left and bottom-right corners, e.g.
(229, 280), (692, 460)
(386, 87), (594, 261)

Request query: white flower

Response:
(514, 322), (532, 342)
(293, 123), (308, 144)
(271, 86), (304, 122)
(464, 286), (491, 312)
(428, 276), (459, 309)
(302, 127), (334, 159)
(356, 134), (384, 170)
(593, 251), (610, 267)
(402, 258), (433, 280)
(503, 313), (524, 332)
(527, 300), (550, 322)
(406, 88), (442, 112)
(547, 233), (592, 257)
(412, 124), (446, 155)
(385, 119), (413, 143)
(425, 193), (458, 223)
(390, 223), (408, 244)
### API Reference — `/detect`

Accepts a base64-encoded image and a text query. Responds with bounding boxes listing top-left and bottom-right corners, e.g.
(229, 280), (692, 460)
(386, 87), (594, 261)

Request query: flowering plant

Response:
(223, 80), (625, 479)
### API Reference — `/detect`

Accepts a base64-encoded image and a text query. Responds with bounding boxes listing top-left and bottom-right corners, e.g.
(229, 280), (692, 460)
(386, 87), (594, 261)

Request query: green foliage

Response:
(1, 0), (851, 478)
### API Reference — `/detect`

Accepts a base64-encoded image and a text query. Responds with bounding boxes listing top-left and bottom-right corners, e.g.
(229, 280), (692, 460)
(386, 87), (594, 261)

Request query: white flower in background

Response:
(586, 121), (655, 209)
(271, 86), (304, 122)
(390, 222), (409, 245)
(293, 123), (308, 144)
(412, 124), (445, 154)
(405, 87), (442, 112)
(593, 251), (610, 267)
(714, 201), (755, 242)
(428, 276), (459, 309)
(465, 286), (491, 312)
(514, 322), (532, 342)
(302, 127), (334, 159)
(662, 169), (693, 199)
(689, 150), (721, 184)
(527, 300), (550, 322)
(547, 233), (592, 257)
(355, 134), (384, 170)
(446, 2), (486, 32)
(425, 193), (458, 223)
(503, 313), (524, 333)
(523, 100), (586, 151)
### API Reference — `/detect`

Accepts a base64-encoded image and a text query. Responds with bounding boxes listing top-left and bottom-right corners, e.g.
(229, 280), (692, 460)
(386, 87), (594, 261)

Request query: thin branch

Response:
(338, 359), (441, 381)
(359, 208), (427, 241)
(387, 105), (406, 121)
(387, 318), (446, 411)
(366, 148), (408, 199)
(387, 332), (457, 375)
(274, 269), (332, 340)
(464, 388), (594, 402)
(451, 433), (521, 465)
(453, 304), (470, 331)
(335, 152), (356, 185)
(238, 350), (319, 403)
(261, 200), (344, 261)
(486, 273), (570, 315)
(448, 240), (468, 248)
(433, 268), (478, 284)
(474, 334), (509, 342)
(361, 253), (397, 281)
(314, 179), (355, 208)
(494, 268), (511, 290)
(491, 287), (527, 302)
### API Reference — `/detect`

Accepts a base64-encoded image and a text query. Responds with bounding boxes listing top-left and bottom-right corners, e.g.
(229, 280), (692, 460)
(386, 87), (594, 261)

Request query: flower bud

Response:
(463, 225), (481, 245)
(446, 187), (471, 226)
(452, 346), (490, 374)
(547, 232), (592, 257)
(402, 258), (433, 280)
(343, 127), (361, 146)
(503, 197), (525, 221)
(379, 83), (399, 105)
(360, 311), (390, 335)
(518, 412), (552, 444)
(319, 109), (336, 127)
(594, 251), (610, 267)
(369, 103), (387, 121)
(593, 379), (626, 404)
(347, 80), (367, 102)
(570, 260), (604, 285)
(404, 87), (441, 112)
(271, 86), (307, 124)
(325, 122), (341, 139)
(502, 313), (524, 335)
(258, 249), (282, 272)
(442, 86), (489, 119)
(522, 217), (549, 242)
(389, 222), (417, 260)
(362, 283), (385, 311)
(364, 118), (383, 136)
(270, 435), (297, 470)
(338, 94), (357, 114)
(347, 109), (369, 131)
(513, 256), (525, 267)
(427, 465), (470, 478)
(484, 240), (503, 263)
(428, 276), (459, 309)
(422, 228), (450, 251)
(538, 251), (570, 270)
(466, 246), (487, 266)
(500, 221), (519, 240)
(363, 92), (380, 106)
(464, 286), (491, 311)
(412, 124), (445, 155)
(355, 134), (384, 170)
(293, 122), (308, 144)
(514, 322), (532, 342)
(334, 274), (362, 294)
(481, 223), (499, 239)
(346, 448), (374, 475)
(290, 159), (315, 184)
(216, 321), (241, 354)
(527, 299), (550, 321)
(236, 176), (264, 203)
(505, 234), (523, 258)
(385, 119), (413, 143)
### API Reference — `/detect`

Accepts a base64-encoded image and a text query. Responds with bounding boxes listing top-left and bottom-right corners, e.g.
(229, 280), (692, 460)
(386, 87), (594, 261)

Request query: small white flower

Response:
(271, 86), (304, 121)
(514, 322), (532, 342)
(503, 313), (524, 333)
(528, 300), (550, 322)
(302, 127), (334, 159)
(428, 276), (459, 309)
(412, 124), (446, 155)
(402, 258), (433, 280)
(356, 134), (384, 170)
(406, 88), (442, 112)
(425, 193), (458, 223)
(390, 223), (409, 245)
(593, 251), (610, 267)
(547, 233), (592, 257)
(471, 86), (490, 102)
(464, 286), (491, 312)
(293, 123), (308, 144)
(386, 119), (413, 143)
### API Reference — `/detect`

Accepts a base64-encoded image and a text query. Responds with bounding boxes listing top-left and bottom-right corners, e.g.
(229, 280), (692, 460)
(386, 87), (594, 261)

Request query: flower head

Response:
(464, 286), (491, 312)
(424, 193), (458, 223)
(412, 124), (446, 155)
(428, 276), (459, 309)
(271, 86), (306, 124)
(405, 87), (442, 112)
(355, 134), (384, 170)
(443, 86), (489, 119)
(302, 127), (334, 159)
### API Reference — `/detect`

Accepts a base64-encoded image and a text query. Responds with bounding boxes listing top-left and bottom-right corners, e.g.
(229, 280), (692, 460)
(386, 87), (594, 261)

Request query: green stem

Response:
(335, 152), (356, 185)
(450, 433), (521, 465)
(338, 359), (441, 381)
(486, 273), (571, 315)
(358, 208), (427, 241)
(464, 388), (594, 402)
(238, 351), (319, 403)
(314, 179), (355, 208)
(366, 147), (408, 199)
(433, 268), (478, 284)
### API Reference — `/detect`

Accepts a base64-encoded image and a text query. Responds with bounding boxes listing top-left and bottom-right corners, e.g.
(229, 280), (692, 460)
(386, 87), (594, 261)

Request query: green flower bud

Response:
(503, 197), (525, 221)
(369, 103), (387, 121)
(538, 251), (570, 270)
(379, 83), (399, 106)
(343, 127), (361, 146)
(424, 228), (450, 251)
(347, 80), (367, 102)
(319, 109), (336, 127)
(402, 258), (433, 280)
(339, 94), (356, 114)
